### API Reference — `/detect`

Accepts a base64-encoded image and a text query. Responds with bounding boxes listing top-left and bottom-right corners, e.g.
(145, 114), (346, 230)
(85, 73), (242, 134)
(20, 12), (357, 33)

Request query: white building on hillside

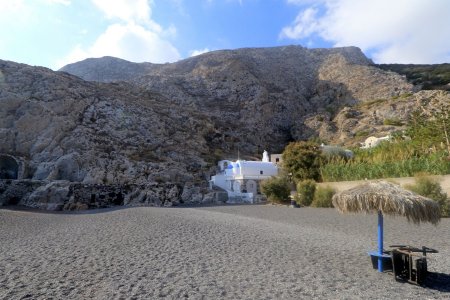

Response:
(209, 150), (279, 203)
(361, 135), (391, 149)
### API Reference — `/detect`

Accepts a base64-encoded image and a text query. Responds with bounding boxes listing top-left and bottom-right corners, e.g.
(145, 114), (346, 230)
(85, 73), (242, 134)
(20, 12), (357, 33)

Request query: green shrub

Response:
(383, 118), (403, 126)
(296, 180), (316, 206)
(400, 93), (413, 98)
(405, 175), (449, 217)
(312, 186), (336, 207)
(261, 177), (291, 204)
(355, 130), (370, 137)
(357, 98), (387, 108)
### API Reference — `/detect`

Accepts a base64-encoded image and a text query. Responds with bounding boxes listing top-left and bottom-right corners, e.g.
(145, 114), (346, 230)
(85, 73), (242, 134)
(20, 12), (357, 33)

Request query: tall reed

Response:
(321, 151), (449, 182)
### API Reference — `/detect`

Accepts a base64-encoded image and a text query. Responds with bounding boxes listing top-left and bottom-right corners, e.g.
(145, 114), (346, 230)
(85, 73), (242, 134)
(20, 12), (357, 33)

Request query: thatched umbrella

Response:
(332, 180), (440, 272)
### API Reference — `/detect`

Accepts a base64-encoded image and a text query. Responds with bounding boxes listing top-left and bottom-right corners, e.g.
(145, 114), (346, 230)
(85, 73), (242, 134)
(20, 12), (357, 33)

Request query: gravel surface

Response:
(0, 205), (449, 299)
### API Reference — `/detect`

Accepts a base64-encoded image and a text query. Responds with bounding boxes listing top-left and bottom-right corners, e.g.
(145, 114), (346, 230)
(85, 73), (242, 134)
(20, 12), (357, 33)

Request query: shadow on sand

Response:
(425, 272), (450, 292)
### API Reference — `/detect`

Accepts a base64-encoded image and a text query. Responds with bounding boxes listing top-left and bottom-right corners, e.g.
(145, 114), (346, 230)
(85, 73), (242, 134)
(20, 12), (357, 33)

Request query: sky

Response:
(0, 0), (449, 70)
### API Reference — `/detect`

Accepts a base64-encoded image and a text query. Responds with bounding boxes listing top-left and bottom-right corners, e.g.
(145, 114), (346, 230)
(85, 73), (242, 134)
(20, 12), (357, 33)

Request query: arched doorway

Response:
(0, 155), (19, 179)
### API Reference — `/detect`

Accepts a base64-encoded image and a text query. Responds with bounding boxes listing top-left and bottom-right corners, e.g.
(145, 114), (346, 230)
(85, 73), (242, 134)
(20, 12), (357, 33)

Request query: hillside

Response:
(1, 45), (449, 209)
(61, 46), (419, 150)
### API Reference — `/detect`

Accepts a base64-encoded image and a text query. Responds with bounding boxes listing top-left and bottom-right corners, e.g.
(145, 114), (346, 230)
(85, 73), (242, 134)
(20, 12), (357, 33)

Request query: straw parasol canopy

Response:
(332, 180), (441, 225)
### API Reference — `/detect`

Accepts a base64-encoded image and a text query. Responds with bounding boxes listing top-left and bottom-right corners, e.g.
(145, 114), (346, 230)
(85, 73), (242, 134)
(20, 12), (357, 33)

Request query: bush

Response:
(383, 118), (403, 126)
(405, 175), (450, 217)
(260, 177), (291, 204)
(296, 180), (316, 206)
(312, 186), (336, 207)
(355, 130), (370, 137)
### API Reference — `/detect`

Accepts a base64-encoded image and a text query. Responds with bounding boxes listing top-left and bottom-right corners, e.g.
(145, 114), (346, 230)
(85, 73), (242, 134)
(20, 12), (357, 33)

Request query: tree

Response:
(282, 141), (322, 182)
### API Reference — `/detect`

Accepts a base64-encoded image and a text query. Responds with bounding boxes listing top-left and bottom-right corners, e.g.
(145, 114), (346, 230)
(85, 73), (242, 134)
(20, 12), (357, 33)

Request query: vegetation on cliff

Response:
(281, 107), (450, 183)
(320, 108), (450, 181)
(378, 63), (450, 91)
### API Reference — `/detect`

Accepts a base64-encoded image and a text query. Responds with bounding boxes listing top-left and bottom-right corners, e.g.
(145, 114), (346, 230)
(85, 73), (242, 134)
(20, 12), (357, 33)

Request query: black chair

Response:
(390, 245), (438, 285)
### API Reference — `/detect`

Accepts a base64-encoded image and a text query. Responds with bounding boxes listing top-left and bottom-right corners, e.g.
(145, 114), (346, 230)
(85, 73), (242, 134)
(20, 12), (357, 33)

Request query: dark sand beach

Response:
(1, 205), (449, 299)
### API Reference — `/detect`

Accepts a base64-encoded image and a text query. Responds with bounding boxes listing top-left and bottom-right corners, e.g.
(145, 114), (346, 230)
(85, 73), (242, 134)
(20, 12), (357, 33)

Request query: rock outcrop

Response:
(0, 179), (222, 210)
(1, 45), (449, 210)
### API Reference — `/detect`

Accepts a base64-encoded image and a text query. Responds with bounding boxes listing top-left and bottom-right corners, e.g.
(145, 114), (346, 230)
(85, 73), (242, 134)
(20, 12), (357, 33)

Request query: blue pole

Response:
(377, 210), (384, 272)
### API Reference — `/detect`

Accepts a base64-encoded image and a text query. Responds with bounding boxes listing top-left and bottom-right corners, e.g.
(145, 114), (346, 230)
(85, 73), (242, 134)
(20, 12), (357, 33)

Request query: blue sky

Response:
(1, 0), (449, 70)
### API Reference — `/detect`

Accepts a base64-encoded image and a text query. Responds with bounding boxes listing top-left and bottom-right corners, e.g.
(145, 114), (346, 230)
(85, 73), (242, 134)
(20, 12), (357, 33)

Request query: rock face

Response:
(0, 60), (215, 208)
(1, 45), (449, 210)
(62, 46), (416, 152)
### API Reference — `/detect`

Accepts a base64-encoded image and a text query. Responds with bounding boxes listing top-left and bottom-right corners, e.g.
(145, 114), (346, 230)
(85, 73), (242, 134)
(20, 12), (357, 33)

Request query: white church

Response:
(209, 151), (279, 203)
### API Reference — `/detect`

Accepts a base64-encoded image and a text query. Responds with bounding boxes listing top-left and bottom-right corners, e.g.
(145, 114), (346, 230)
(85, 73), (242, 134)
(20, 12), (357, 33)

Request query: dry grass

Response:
(332, 180), (441, 224)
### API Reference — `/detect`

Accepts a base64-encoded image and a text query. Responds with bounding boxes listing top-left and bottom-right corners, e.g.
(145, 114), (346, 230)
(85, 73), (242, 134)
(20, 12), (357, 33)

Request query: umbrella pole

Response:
(377, 210), (383, 272)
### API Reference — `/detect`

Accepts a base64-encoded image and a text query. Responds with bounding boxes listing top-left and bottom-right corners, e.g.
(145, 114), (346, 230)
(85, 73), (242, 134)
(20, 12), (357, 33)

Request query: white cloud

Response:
(91, 0), (151, 23)
(55, 0), (181, 69)
(44, 0), (71, 5)
(280, 8), (319, 40)
(190, 48), (211, 57)
(206, 0), (246, 6)
(0, 0), (33, 26)
(55, 23), (180, 69)
(281, 0), (450, 63)
(0, 0), (25, 11)
(0, 0), (29, 18)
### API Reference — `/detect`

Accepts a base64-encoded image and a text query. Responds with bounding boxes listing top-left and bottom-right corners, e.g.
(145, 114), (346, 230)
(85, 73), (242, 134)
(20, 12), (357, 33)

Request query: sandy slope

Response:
(0, 205), (449, 299)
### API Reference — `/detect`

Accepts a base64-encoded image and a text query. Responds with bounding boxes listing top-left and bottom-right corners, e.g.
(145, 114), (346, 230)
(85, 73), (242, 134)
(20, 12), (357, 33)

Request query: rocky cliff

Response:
(1, 45), (449, 210)
(61, 46), (416, 151)
(0, 60), (216, 209)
